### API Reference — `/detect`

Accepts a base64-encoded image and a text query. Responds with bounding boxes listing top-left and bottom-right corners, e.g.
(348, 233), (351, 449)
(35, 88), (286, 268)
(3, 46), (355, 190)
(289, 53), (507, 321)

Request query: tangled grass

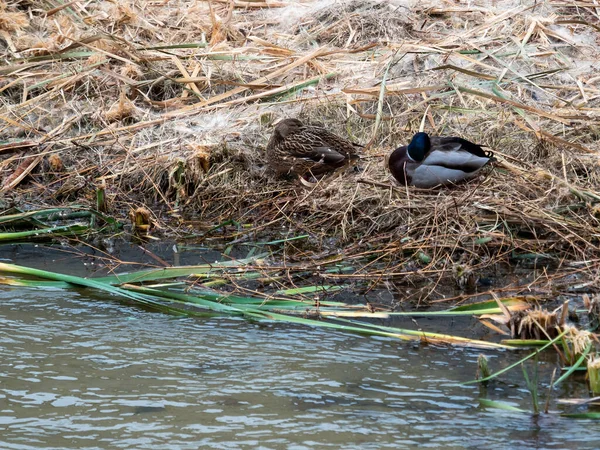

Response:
(1, 0), (600, 298)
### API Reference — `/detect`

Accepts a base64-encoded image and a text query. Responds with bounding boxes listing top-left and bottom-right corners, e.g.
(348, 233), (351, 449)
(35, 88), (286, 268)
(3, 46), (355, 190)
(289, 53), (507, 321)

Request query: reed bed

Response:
(1, 0), (600, 295)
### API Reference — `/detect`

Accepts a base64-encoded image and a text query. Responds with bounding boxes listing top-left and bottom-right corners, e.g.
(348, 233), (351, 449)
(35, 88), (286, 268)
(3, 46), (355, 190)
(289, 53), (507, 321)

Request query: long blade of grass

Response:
(560, 413), (600, 419)
(334, 317), (513, 349)
(465, 328), (569, 384)
(0, 262), (184, 314)
(94, 254), (268, 284)
(0, 224), (90, 242)
(479, 399), (527, 413)
(275, 285), (343, 295)
(450, 297), (532, 312)
(0, 207), (121, 228)
(552, 343), (592, 387)
(371, 58), (393, 143)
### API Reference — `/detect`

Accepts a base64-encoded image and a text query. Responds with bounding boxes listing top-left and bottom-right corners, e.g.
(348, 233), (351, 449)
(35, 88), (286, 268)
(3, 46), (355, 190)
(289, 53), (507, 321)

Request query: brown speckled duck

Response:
(266, 118), (361, 177)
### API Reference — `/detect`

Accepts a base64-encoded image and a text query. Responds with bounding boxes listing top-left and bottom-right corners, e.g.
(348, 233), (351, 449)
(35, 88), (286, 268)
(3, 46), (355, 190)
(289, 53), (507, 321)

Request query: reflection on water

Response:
(0, 259), (596, 449)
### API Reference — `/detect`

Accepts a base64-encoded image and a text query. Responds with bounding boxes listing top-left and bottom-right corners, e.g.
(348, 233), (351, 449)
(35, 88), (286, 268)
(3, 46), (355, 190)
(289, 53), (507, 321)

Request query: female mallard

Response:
(266, 118), (361, 177)
(387, 132), (495, 188)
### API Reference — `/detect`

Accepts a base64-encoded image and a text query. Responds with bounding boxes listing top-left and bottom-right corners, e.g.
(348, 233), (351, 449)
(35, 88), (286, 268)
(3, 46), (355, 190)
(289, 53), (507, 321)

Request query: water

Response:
(0, 246), (598, 449)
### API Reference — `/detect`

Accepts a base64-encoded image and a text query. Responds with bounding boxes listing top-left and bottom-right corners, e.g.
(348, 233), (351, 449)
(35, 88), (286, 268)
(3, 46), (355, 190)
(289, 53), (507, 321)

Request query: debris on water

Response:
(510, 308), (565, 340)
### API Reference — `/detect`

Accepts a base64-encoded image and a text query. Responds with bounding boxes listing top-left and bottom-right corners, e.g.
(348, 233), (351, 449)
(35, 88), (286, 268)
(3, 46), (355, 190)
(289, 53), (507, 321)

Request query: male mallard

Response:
(266, 118), (361, 177)
(387, 132), (495, 188)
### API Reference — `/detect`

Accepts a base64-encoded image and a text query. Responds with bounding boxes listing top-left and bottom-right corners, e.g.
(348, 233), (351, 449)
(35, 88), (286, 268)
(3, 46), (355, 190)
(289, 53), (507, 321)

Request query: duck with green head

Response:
(266, 118), (361, 178)
(387, 132), (495, 188)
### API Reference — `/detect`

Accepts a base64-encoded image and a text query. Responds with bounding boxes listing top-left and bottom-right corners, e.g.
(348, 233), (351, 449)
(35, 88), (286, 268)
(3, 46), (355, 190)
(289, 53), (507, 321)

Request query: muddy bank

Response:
(1, 1), (600, 292)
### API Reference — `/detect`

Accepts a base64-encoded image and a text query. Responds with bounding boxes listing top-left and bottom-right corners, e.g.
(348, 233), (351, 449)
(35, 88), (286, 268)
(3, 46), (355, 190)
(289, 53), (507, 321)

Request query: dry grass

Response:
(1, 0), (600, 298)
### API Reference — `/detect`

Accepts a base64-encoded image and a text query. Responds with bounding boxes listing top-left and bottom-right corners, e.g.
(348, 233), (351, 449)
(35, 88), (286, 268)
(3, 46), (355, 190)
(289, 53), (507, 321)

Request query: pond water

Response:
(0, 244), (598, 449)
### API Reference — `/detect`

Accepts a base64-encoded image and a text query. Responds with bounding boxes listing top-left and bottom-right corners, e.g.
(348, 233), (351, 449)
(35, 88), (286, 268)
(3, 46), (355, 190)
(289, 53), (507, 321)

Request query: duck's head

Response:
(273, 118), (305, 138)
(407, 132), (431, 162)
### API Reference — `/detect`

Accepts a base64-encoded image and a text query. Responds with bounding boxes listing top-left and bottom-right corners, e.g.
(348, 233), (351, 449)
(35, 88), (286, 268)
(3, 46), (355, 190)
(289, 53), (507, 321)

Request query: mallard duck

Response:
(266, 118), (361, 177)
(387, 132), (495, 188)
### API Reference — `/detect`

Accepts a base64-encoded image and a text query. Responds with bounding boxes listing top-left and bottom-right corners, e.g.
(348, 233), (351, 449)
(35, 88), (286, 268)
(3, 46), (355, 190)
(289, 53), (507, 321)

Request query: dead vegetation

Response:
(1, 0), (600, 298)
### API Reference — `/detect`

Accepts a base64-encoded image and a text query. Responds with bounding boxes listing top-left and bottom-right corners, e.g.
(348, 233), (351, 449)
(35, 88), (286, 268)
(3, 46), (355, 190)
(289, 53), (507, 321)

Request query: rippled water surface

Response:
(0, 247), (598, 449)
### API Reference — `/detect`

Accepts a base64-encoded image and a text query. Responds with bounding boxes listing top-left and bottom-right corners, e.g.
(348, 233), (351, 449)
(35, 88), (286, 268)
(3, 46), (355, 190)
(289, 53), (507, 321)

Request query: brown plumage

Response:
(266, 118), (361, 177)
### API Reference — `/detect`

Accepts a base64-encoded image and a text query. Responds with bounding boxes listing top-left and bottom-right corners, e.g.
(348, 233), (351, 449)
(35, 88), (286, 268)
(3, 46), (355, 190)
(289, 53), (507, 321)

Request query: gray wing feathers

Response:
(423, 150), (491, 172)
(412, 165), (480, 188)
